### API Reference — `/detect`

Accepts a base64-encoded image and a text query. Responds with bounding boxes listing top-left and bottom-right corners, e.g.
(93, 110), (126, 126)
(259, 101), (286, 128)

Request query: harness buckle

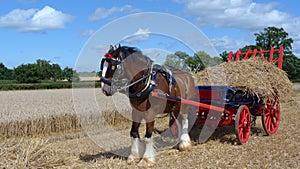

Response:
(150, 80), (156, 86)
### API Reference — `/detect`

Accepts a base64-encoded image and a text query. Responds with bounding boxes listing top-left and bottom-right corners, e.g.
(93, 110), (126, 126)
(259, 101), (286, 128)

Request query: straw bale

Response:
(193, 58), (294, 101)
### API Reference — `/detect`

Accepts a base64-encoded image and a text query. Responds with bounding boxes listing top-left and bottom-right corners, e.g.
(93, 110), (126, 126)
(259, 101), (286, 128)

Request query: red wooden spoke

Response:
(235, 105), (251, 144)
(262, 98), (280, 135)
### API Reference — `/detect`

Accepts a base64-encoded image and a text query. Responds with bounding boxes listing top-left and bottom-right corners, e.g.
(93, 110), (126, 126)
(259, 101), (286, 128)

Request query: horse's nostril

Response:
(102, 86), (112, 96)
(100, 77), (112, 86)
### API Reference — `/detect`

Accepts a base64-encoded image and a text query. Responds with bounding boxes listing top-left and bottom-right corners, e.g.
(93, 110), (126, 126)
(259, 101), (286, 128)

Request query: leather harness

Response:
(129, 64), (177, 100)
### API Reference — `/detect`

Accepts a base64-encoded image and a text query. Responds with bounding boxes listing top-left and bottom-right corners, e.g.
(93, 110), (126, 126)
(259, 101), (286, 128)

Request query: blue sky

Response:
(1, 0), (299, 71)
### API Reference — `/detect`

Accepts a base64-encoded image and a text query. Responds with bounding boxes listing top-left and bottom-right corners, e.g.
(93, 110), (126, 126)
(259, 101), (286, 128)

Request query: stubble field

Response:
(0, 85), (299, 168)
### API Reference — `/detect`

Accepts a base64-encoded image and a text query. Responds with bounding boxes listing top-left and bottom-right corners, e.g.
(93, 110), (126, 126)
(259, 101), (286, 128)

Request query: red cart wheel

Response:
(262, 97), (280, 135)
(235, 105), (251, 144)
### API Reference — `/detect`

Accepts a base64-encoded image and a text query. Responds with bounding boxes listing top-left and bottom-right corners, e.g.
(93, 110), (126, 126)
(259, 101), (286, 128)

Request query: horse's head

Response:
(100, 44), (141, 96)
(100, 45), (120, 96)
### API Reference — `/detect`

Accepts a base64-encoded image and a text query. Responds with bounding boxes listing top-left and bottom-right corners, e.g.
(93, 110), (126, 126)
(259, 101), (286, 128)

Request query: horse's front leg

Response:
(127, 111), (143, 164)
(178, 112), (192, 151)
(139, 115), (156, 166)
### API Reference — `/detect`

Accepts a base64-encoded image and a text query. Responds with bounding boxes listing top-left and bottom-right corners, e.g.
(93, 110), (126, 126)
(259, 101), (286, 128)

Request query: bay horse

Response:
(100, 45), (195, 166)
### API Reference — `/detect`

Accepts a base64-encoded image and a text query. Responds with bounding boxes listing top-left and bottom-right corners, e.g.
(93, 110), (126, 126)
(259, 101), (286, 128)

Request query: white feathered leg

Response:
(178, 115), (192, 151)
(127, 137), (144, 164)
(138, 137), (156, 166)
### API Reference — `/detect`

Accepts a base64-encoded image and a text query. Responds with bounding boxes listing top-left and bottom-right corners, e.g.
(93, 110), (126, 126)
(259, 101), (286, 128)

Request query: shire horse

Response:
(100, 45), (195, 166)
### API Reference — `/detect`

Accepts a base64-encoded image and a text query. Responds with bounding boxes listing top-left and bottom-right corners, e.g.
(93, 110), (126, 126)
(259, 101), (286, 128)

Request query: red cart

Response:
(151, 46), (283, 144)
(152, 86), (280, 144)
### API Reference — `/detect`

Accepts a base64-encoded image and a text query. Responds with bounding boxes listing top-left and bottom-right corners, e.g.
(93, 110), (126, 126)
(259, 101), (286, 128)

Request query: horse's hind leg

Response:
(127, 111), (143, 164)
(178, 112), (192, 151)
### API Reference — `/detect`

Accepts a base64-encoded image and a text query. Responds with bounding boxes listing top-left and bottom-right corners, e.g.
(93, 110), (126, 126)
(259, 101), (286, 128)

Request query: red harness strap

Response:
(104, 52), (113, 60)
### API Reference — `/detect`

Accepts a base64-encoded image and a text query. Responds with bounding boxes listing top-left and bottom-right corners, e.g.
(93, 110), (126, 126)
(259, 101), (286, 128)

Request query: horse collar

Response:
(129, 63), (156, 100)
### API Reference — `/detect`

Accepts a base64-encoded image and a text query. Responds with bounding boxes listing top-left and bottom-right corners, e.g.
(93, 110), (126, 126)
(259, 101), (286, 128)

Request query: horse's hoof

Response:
(178, 140), (192, 151)
(138, 157), (155, 167)
(127, 158), (135, 164)
(127, 154), (139, 164)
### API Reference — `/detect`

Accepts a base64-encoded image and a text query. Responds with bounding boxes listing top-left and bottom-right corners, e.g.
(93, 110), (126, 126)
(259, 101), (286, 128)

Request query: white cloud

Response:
(122, 28), (151, 44)
(175, 0), (300, 57)
(177, 0), (289, 30)
(291, 32), (300, 57)
(0, 6), (73, 32)
(281, 17), (300, 57)
(142, 48), (171, 64)
(211, 36), (250, 52)
(88, 5), (140, 22)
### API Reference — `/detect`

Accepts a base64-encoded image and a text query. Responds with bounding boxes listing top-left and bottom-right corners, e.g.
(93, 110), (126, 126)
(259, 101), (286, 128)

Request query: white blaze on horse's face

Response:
(101, 60), (109, 88)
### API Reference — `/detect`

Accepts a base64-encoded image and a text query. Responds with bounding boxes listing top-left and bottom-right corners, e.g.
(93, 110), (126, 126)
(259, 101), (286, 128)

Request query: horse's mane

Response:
(120, 46), (141, 55)
(120, 46), (152, 63)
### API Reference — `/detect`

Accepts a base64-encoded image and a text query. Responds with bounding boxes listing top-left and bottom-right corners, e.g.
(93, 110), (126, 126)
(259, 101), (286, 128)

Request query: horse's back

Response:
(173, 70), (195, 99)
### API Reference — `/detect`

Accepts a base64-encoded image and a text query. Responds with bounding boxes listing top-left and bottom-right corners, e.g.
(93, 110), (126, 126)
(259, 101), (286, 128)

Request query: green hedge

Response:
(291, 79), (300, 83)
(0, 80), (17, 84)
(0, 81), (101, 91)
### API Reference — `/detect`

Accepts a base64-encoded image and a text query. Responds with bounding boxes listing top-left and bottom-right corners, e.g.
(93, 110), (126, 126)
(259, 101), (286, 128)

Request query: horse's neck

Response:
(125, 55), (151, 79)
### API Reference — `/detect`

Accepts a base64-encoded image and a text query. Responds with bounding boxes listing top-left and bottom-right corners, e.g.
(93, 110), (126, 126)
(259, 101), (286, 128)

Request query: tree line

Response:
(0, 59), (79, 83)
(165, 26), (300, 81)
(164, 51), (223, 72)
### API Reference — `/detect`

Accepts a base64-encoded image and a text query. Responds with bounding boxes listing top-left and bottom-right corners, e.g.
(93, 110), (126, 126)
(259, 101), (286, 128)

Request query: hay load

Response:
(193, 58), (294, 101)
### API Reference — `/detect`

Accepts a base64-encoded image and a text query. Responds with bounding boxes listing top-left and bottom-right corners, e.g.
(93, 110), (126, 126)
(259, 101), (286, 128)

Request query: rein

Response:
(116, 73), (150, 92)
(115, 55), (155, 99)
(128, 61), (155, 99)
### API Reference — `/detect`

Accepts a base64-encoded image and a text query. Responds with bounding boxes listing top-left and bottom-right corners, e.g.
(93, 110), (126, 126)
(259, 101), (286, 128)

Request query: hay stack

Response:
(193, 58), (294, 101)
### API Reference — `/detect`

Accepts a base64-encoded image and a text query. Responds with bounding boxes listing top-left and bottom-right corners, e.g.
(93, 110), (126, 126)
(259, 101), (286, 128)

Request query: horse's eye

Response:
(120, 52), (124, 59)
(117, 65), (121, 69)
